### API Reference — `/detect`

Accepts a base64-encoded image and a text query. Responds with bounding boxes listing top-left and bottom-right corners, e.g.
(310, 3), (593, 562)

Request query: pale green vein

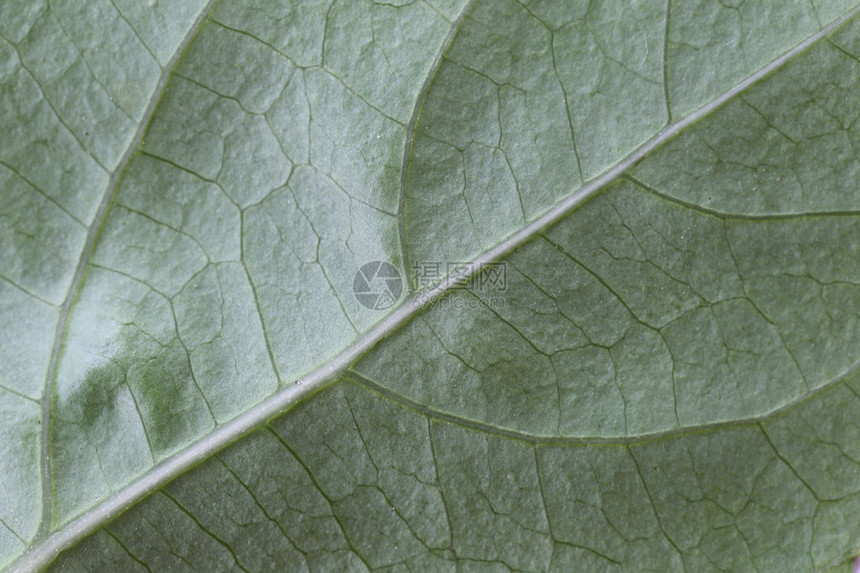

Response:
(398, 0), (478, 287)
(32, 0), (222, 555)
(346, 358), (860, 446)
(625, 174), (860, 220)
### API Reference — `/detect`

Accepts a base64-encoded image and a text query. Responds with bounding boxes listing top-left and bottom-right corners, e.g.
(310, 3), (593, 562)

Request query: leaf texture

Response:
(1, 0), (860, 571)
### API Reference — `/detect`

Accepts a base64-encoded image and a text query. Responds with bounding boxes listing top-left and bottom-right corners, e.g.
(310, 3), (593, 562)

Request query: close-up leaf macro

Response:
(2, 0), (860, 571)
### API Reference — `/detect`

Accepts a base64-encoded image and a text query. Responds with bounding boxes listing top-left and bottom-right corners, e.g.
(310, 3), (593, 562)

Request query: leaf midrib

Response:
(15, 5), (860, 572)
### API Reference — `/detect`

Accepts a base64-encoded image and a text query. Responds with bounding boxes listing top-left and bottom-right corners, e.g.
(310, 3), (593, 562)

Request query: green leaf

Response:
(2, 0), (860, 570)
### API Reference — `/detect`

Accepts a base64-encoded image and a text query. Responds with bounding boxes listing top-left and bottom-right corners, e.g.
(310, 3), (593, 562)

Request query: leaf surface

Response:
(2, 0), (860, 571)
